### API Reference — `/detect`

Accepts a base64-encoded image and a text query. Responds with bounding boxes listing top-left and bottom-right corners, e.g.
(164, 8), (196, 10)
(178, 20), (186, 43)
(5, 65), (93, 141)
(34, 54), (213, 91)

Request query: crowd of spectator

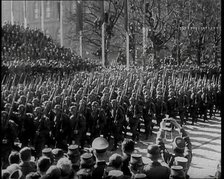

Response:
(1, 22), (100, 75)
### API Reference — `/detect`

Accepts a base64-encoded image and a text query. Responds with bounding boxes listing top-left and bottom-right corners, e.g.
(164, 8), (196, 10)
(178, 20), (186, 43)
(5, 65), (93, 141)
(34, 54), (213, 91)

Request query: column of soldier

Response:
(1, 65), (221, 178)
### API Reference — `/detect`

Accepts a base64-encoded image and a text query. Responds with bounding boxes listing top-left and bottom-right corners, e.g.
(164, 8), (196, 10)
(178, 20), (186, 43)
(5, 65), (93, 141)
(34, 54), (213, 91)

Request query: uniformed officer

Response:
(129, 154), (144, 176)
(76, 152), (95, 178)
(92, 136), (109, 179)
(143, 144), (170, 179)
(67, 144), (81, 172)
(51, 104), (71, 151)
(110, 99), (125, 150)
(127, 97), (141, 142)
(156, 118), (192, 178)
(33, 106), (51, 158)
(142, 95), (155, 139)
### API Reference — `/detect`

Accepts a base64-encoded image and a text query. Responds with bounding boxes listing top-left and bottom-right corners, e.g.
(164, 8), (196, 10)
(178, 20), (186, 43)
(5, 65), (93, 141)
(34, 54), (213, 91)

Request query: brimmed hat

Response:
(170, 165), (185, 177)
(133, 173), (147, 179)
(108, 170), (124, 178)
(80, 153), (95, 168)
(130, 154), (143, 166)
(92, 137), (109, 152)
(174, 157), (188, 170)
(147, 144), (160, 158)
(52, 148), (64, 160)
(42, 148), (53, 157)
(67, 145), (80, 157)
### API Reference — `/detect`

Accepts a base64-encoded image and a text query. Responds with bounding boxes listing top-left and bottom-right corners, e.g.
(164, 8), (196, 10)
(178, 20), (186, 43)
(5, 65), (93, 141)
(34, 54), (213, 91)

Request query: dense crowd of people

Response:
(1, 65), (221, 178)
(1, 23), (221, 179)
(1, 22), (100, 75)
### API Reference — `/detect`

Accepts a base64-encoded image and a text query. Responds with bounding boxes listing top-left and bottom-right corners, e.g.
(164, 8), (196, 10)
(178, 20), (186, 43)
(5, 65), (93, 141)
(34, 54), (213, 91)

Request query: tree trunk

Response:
(105, 35), (111, 67)
(153, 46), (157, 67)
(197, 48), (201, 66)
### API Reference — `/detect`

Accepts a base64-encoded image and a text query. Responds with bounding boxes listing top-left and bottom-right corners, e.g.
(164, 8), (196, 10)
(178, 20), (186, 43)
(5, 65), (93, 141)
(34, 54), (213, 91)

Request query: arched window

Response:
(46, 1), (51, 18)
(34, 2), (39, 19)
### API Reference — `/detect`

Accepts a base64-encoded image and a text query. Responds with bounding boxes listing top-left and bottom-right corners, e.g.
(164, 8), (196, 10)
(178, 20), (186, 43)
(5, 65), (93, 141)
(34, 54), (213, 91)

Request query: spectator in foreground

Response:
(36, 156), (51, 178)
(129, 154), (144, 177)
(143, 144), (170, 179)
(8, 151), (20, 165)
(121, 139), (135, 177)
(57, 157), (74, 179)
(19, 147), (37, 177)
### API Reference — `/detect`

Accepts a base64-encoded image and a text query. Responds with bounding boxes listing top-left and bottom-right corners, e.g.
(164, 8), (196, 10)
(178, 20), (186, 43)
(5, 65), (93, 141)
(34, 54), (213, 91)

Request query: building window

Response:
(46, 1), (51, 18)
(34, 2), (39, 19)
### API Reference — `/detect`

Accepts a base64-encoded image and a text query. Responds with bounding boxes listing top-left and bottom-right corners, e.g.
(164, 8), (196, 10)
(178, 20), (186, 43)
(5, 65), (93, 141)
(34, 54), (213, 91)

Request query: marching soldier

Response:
(51, 104), (71, 151)
(155, 94), (167, 126)
(32, 106), (51, 158)
(201, 87), (208, 122)
(142, 95), (155, 139)
(110, 99), (125, 151)
(77, 99), (87, 149)
(189, 89), (197, 125)
(127, 97), (141, 143)
(167, 91), (177, 118)
(100, 97), (112, 142)
(69, 104), (79, 144)
(177, 88), (186, 126)
(1, 111), (18, 168)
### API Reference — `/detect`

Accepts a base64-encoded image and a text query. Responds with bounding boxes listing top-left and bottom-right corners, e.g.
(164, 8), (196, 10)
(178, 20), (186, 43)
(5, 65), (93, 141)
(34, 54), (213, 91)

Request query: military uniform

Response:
(157, 127), (192, 177)
(33, 111), (51, 158)
(101, 100), (113, 142)
(155, 96), (167, 125)
(51, 107), (71, 151)
(111, 103), (125, 149)
(92, 137), (109, 179)
(1, 111), (18, 168)
(177, 93), (186, 126)
(142, 96), (155, 139)
(189, 91), (197, 125)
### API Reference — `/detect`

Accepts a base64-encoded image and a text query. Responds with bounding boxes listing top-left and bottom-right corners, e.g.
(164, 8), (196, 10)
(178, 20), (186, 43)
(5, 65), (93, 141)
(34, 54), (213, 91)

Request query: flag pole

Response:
(24, 0), (27, 28)
(80, 30), (83, 58)
(102, 21), (105, 68)
(143, 0), (146, 54)
(60, 0), (63, 47)
(41, 1), (44, 32)
(101, 1), (105, 68)
(11, 0), (14, 25)
(78, 0), (83, 57)
(125, 0), (130, 69)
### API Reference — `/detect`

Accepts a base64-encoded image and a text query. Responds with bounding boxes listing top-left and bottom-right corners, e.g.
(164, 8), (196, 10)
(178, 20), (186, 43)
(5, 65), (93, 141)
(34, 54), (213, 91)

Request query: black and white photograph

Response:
(1, 0), (221, 179)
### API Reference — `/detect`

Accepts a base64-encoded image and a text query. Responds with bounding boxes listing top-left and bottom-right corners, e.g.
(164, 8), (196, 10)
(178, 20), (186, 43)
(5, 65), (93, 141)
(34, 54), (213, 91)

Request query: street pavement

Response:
(102, 112), (221, 179)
